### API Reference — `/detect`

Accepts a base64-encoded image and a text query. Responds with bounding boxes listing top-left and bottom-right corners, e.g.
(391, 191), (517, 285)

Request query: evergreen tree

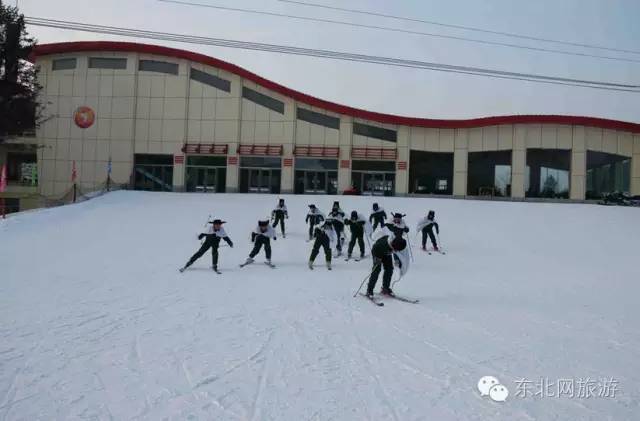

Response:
(0, 0), (42, 142)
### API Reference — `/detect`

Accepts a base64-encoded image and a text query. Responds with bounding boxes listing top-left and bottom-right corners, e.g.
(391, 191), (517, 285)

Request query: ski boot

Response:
(213, 265), (221, 274)
(380, 287), (395, 297)
(326, 261), (332, 271)
(308, 260), (314, 270)
(179, 267), (186, 273)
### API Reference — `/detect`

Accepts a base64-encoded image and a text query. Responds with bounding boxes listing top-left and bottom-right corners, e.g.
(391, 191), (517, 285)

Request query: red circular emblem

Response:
(74, 106), (95, 129)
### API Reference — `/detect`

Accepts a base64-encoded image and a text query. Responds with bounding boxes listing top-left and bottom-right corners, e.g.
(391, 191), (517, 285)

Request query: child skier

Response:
(271, 198), (288, 237)
(327, 208), (345, 256)
(385, 213), (410, 238)
(330, 201), (345, 218)
(242, 220), (277, 268)
(305, 204), (325, 241)
(180, 219), (233, 274)
(344, 210), (367, 261)
(417, 210), (440, 251)
(365, 235), (407, 297)
(369, 203), (387, 231)
(308, 220), (336, 270)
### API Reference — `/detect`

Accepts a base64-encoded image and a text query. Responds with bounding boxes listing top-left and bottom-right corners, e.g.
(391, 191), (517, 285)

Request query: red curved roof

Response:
(33, 41), (640, 133)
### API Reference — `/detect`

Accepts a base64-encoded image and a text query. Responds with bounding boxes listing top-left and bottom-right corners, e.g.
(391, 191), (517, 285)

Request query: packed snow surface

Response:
(1, 191), (639, 420)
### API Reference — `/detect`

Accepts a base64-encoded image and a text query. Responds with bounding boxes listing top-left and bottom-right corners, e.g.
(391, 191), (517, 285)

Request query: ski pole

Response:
(436, 232), (444, 252)
(392, 273), (405, 289)
(406, 235), (415, 262)
(353, 261), (380, 297)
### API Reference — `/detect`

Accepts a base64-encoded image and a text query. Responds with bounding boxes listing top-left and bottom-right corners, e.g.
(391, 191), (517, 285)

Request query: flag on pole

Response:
(0, 164), (7, 192)
(71, 160), (77, 183)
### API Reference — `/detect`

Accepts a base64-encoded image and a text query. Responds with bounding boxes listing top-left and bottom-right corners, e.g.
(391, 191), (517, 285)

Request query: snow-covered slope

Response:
(1, 191), (639, 420)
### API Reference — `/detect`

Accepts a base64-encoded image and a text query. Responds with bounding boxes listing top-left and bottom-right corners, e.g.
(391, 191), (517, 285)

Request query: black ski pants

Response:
(333, 222), (344, 253)
(348, 232), (365, 257)
(185, 238), (219, 268)
(272, 215), (285, 235)
(372, 217), (384, 231)
(310, 236), (331, 263)
(421, 226), (437, 248)
(367, 254), (393, 294)
(249, 236), (272, 259)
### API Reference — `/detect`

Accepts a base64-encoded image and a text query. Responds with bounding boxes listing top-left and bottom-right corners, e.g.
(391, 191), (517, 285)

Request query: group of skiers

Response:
(178, 198), (442, 301)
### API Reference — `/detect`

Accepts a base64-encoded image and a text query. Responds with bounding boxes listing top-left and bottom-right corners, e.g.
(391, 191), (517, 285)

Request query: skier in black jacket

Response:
(308, 221), (335, 270)
(271, 198), (288, 237)
(305, 204), (325, 241)
(417, 210), (439, 251)
(369, 203), (387, 231)
(385, 213), (410, 238)
(344, 211), (366, 260)
(242, 220), (276, 267)
(180, 219), (233, 273)
(366, 235), (407, 297)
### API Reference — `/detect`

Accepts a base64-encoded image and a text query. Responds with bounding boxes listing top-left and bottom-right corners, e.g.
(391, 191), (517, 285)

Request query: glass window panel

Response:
(89, 57), (127, 69)
(239, 157), (282, 168)
(353, 122), (397, 143)
(190, 68), (231, 92)
(139, 59), (179, 75)
(297, 108), (340, 130)
(295, 158), (338, 170)
(52, 58), (77, 71)
(242, 87), (284, 114)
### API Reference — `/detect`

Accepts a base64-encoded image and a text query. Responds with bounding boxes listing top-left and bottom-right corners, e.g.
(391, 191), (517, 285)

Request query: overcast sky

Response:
(16, 0), (640, 123)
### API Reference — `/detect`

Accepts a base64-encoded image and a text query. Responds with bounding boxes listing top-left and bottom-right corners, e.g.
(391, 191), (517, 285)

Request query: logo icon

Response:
(74, 106), (95, 129)
(478, 376), (509, 402)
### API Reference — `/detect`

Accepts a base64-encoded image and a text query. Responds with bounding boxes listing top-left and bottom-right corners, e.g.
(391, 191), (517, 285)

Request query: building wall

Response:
(33, 47), (640, 200)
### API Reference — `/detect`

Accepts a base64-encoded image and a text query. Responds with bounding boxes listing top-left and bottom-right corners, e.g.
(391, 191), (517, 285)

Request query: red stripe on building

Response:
(397, 161), (407, 170)
(227, 156), (238, 165)
(237, 144), (283, 156)
(351, 148), (397, 160)
(181, 143), (228, 155)
(283, 158), (293, 167)
(32, 42), (640, 133)
(293, 146), (340, 158)
(174, 155), (185, 164)
(340, 160), (351, 169)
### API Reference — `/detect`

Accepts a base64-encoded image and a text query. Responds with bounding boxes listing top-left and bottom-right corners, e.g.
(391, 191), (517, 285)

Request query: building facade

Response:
(19, 41), (640, 206)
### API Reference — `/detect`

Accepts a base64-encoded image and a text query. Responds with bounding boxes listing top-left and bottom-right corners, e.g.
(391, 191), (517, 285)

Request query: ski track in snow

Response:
(1, 191), (640, 420)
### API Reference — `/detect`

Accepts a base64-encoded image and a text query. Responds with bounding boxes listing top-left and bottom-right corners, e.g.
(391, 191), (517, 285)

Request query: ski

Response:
(359, 293), (384, 306)
(239, 260), (253, 268)
(379, 293), (419, 304)
(264, 262), (276, 269)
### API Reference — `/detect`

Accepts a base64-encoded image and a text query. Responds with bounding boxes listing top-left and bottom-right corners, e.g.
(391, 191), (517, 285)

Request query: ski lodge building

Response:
(2, 41), (640, 211)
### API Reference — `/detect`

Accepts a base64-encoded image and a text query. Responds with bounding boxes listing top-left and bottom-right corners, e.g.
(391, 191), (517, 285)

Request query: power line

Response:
(24, 17), (640, 93)
(157, 0), (640, 64)
(277, 0), (640, 56)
